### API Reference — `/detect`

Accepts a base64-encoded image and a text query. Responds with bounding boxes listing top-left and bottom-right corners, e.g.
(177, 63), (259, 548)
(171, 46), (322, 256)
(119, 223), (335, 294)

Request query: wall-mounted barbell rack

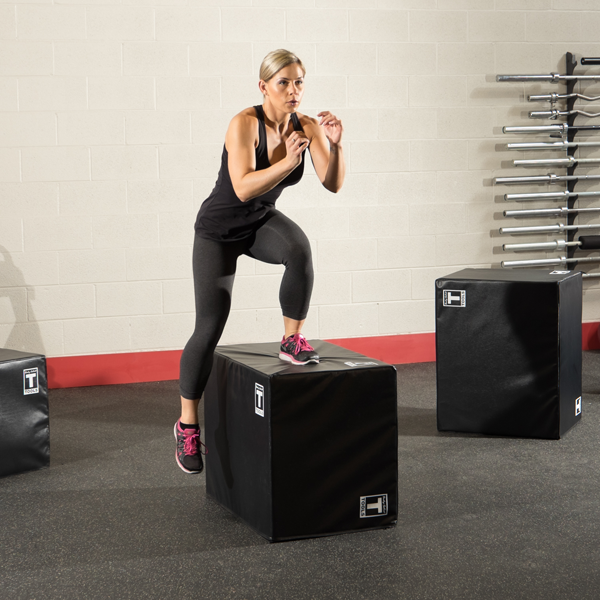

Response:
(495, 52), (600, 279)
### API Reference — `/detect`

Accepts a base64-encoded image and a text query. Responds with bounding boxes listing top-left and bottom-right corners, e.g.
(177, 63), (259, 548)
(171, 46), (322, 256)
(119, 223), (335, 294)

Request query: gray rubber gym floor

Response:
(3, 353), (600, 600)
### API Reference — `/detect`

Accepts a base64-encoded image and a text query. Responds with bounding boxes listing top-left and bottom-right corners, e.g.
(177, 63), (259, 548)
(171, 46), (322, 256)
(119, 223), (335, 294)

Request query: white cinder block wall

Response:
(2, 1), (600, 358)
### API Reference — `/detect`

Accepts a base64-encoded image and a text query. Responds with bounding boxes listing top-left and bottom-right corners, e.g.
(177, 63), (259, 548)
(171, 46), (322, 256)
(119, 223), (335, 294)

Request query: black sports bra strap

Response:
(254, 105), (267, 154)
(291, 112), (303, 132)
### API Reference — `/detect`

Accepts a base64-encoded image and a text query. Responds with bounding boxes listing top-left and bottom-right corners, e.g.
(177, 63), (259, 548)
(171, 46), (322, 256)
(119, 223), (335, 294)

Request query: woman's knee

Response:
(281, 228), (312, 267)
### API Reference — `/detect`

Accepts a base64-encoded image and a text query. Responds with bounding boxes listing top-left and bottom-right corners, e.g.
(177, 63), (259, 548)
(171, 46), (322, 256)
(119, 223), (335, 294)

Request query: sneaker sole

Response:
(279, 352), (320, 366)
(174, 423), (203, 474)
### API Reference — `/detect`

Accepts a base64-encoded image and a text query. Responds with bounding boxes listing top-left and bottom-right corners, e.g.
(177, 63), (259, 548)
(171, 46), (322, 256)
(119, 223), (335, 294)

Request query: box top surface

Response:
(0, 348), (45, 363)
(214, 340), (393, 377)
(437, 268), (581, 284)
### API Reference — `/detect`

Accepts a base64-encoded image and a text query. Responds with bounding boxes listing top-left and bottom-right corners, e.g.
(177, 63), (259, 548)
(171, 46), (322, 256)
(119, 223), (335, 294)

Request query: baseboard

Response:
(46, 324), (599, 389)
(47, 350), (183, 390)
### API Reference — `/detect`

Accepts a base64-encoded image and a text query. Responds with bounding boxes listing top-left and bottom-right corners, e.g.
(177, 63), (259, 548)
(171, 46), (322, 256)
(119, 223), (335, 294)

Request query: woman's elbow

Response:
(233, 184), (251, 202)
(324, 181), (343, 194)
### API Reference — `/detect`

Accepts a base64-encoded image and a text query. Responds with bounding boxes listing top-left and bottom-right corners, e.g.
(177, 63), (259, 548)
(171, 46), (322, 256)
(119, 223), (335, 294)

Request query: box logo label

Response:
(443, 290), (466, 307)
(255, 383), (265, 417)
(575, 396), (582, 416)
(23, 368), (39, 395)
(344, 361), (378, 368)
(360, 494), (388, 518)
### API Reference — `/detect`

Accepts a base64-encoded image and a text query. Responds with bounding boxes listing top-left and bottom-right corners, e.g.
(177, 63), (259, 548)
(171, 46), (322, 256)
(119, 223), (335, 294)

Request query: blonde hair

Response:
(259, 49), (306, 83)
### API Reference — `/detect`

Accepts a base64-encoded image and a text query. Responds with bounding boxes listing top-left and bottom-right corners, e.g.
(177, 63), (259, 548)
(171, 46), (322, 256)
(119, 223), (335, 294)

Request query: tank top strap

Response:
(253, 105), (268, 155)
(291, 112), (304, 132)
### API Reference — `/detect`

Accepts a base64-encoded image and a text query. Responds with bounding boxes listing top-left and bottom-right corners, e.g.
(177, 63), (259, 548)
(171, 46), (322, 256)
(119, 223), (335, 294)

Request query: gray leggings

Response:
(179, 209), (313, 400)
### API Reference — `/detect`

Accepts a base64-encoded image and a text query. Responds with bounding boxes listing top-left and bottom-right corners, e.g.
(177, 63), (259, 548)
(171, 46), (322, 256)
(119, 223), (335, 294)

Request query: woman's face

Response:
(260, 64), (305, 112)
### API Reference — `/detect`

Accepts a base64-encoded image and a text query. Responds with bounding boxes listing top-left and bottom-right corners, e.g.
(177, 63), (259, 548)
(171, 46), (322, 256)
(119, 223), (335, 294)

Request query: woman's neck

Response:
(262, 101), (292, 134)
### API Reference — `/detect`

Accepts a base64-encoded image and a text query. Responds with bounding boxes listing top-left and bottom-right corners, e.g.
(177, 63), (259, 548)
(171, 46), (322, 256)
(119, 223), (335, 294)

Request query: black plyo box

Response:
(0, 348), (49, 477)
(204, 340), (398, 542)
(436, 268), (582, 439)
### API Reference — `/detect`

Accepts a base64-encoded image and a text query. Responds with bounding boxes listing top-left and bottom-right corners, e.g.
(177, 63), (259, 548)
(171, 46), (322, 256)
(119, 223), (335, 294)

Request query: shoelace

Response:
(294, 334), (313, 352)
(182, 431), (199, 456)
(283, 334), (314, 353)
(181, 431), (208, 456)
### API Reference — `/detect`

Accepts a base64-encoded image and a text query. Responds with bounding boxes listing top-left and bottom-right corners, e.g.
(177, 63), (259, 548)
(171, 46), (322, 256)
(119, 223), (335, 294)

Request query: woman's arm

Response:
(226, 112), (309, 202)
(305, 111), (345, 193)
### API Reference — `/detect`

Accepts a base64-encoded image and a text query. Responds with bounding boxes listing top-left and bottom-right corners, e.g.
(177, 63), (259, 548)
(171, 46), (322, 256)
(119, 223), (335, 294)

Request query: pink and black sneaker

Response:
(174, 420), (205, 474)
(279, 334), (320, 365)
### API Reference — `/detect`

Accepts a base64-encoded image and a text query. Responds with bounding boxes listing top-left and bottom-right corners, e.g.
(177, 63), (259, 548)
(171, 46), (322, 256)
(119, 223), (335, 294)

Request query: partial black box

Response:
(0, 348), (49, 477)
(204, 340), (398, 542)
(436, 268), (582, 439)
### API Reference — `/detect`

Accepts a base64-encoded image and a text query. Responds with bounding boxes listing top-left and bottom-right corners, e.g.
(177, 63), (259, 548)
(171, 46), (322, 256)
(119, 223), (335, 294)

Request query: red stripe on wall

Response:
(47, 350), (183, 389)
(46, 324), (599, 389)
(582, 322), (600, 350)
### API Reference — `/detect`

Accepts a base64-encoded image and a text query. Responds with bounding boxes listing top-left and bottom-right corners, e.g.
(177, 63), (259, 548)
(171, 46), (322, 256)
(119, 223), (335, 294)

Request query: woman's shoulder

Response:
(225, 107), (260, 149)
(296, 112), (321, 141)
(297, 112), (319, 129)
(230, 107), (259, 128)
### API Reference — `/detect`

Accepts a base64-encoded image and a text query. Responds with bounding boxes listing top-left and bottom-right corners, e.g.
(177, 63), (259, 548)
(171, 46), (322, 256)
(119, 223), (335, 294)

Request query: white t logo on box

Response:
(443, 290), (466, 307)
(360, 494), (388, 518)
(23, 368), (39, 395)
(255, 383), (265, 417)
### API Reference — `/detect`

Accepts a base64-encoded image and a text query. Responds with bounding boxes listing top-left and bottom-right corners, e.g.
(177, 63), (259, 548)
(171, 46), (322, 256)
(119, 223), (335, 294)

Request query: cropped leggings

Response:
(179, 209), (313, 400)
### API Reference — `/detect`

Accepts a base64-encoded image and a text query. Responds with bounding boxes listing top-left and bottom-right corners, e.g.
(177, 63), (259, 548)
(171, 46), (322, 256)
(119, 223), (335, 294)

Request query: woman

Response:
(175, 49), (345, 474)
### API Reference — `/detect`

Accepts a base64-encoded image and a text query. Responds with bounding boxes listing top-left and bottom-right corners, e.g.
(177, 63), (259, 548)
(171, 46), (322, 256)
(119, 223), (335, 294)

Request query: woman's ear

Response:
(258, 80), (268, 96)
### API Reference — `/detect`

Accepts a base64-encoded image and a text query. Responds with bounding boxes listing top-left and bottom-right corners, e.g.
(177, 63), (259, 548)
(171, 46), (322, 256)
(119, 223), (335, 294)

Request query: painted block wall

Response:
(2, 1), (600, 359)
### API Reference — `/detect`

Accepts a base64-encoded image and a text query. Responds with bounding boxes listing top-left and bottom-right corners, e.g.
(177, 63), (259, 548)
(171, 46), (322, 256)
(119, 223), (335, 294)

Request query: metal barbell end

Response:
(504, 207), (600, 218)
(495, 173), (600, 185)
(502, 256), (600, 268)
(502, 124), (568, 135)
(504, 191), (600, 201)
(502, 257), (567, 268)
(530, 109), (600, 119)
(513, 157), (600, 167)
(502, 240), (574, 252)
(507, 141), (568, 151)
(497, 72), (600, 82)
(529, 109), (562, 119)
(504, 191), (569, 201)
(500, 223), (600, 235)
(528, 92), (600, 102)
(503, 124), (600, 135)
(507, 140), (600, 150)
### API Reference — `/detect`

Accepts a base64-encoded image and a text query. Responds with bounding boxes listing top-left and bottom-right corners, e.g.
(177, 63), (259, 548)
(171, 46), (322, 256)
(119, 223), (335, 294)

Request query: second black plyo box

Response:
(436, 268), (582, 439)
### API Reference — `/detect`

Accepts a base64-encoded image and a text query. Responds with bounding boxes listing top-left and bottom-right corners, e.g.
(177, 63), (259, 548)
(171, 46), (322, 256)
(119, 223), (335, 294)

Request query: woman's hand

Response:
(317, 111), (343, 146)
(285, 131), (310, 168)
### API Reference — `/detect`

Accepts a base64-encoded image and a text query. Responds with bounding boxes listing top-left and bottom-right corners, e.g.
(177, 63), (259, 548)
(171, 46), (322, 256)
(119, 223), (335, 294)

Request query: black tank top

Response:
(195, 105), (305, 241)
